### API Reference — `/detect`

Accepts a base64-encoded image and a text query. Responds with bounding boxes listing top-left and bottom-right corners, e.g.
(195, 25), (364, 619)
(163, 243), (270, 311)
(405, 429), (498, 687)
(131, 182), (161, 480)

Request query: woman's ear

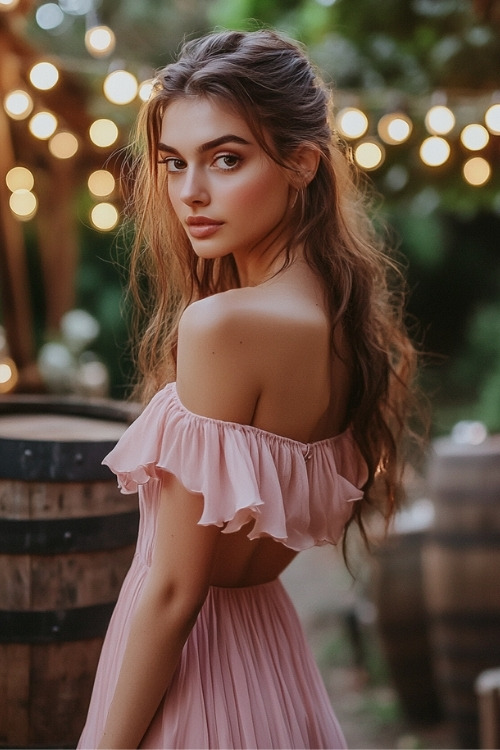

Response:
(291, 145), (320, 187)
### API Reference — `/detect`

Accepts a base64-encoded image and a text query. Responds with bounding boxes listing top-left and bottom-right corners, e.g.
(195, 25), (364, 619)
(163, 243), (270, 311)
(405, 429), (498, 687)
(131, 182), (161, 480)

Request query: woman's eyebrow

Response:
(157, 134), (251, 154)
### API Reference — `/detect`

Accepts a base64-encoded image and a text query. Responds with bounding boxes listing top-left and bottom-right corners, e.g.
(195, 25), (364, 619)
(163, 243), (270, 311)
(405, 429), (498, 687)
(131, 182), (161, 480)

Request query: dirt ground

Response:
(281, 545), (457, 750)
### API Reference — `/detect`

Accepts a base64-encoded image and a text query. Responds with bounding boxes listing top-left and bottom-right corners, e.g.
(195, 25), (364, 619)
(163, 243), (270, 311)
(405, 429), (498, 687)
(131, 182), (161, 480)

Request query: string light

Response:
(29, 61), (59, 90)
(485, 104), (500, 134)
(420, 136), (451, 166)
(354, 140), (385, 170)
(0, 357), (18, 393)
(103, 70), (138, 105)
(377, 113), (413, 145)
(138, 79), (154, 102)
(460, 123), (489, 151)
(91, 202), (119, 231)
(9, 189), (38, 220)
(4, 89), (33, 119)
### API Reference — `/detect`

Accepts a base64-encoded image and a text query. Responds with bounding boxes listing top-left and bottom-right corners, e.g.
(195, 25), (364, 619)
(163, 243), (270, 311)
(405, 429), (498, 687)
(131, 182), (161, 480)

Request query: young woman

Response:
(78, 29), (417, 749)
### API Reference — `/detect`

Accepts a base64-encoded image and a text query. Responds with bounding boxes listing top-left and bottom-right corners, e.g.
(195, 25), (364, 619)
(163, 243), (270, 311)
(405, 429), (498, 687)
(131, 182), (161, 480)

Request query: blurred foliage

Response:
(20, 0), (500, 429)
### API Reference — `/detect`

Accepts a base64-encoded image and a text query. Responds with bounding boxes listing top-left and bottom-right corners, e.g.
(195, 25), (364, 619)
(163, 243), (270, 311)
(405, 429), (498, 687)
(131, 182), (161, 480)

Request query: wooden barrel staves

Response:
(0, 395), (140, 749)
(423, 434), (500, 749)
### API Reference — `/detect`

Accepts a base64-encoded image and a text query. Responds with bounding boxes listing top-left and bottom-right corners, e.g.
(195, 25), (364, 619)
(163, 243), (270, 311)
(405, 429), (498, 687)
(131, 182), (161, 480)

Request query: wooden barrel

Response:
(372, 500), (442, 725)
(0, 395), (140, 749)
(423, 435), (500, 749)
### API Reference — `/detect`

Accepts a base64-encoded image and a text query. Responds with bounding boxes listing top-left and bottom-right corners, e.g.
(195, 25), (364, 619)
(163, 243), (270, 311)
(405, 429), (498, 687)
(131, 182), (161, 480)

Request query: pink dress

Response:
(78, 382), (367, 749)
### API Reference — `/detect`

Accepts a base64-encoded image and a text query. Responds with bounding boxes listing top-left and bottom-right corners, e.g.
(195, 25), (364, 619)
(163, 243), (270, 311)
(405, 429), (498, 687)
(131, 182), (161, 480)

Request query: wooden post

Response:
(476, 668), (500, 749)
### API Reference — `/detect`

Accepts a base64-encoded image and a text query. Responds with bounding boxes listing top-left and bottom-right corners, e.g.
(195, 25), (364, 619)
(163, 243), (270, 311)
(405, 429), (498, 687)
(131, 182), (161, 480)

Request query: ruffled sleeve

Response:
(103, 383), (367, 551)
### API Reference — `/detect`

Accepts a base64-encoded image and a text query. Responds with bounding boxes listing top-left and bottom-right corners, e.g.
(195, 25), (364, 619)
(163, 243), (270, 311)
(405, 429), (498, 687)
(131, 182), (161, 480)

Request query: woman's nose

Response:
(180, 168), (210, 206)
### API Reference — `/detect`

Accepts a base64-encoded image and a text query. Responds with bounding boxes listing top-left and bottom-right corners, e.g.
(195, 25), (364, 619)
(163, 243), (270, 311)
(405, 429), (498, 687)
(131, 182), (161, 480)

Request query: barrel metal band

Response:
(0, 602), (116, 643)
(0, 510), (139, 554)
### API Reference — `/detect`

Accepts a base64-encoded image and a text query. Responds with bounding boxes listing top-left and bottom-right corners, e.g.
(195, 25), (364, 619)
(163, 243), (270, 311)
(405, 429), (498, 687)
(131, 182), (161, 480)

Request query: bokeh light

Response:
(354, 140), (385, 170)
(49, 131), (79, 159)
(460, 123), (489, 151)
(4, 89), (33, 120)
(9, 189), (38, 220)
(425, 105), (455, 135)
(103, 70), (138, 105)
(0, 357), (18, 394)
(0, 0), (20, 10)
(138, 79), (154, 102)
(29, 111), (58, 139)
(91, 202), (119, 231)
(29, 61), (59, 90)
(378, 113), (413, 144)
(420, 136), (451, 166)
(36, 3), (65, 30)
(463, 156), (491, 186)
(485, 104), (500, 134)
(89, 118), (119, 147)
(85, 25), (116, 57)
(337, 107), (369, 139)
(88, 169), (116, 197)
(6, 166), (34, 192)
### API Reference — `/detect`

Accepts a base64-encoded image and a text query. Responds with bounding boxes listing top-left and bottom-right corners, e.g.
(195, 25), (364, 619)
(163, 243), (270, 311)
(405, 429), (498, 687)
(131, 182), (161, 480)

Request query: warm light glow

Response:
(378, 113), (413, 144)
(425, 105), (455, 135)
(49, 131), (79, 159)
(460, 124), (489, 151)
(103, 70), (138, 105)
(88, 169), (116, 197)
(36, 3), (65, 30)
(419, 136), (450, 166)
(463, 156), (491, 186)
(138, 79), (154, 102)
(29, 61), (59, 91)
(9, 189), (38, 220)
(85, 25), (116, 57)
(337, 107), (368, 139)
(485, 104), (500, 134)
(0, 357), (18, 394)
(4, 89), (33, 120)
(89, 118), (119, 147)
(354, 140), (385, 170)
(6, 166), (34, 192)
(0, 0), (20, 10)
(29, 111), (58, 139)
(91, 202), (119, 231)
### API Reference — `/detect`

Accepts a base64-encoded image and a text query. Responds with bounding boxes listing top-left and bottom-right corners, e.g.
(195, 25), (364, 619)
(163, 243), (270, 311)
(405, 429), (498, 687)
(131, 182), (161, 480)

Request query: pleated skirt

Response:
(79, 574), (346, 749)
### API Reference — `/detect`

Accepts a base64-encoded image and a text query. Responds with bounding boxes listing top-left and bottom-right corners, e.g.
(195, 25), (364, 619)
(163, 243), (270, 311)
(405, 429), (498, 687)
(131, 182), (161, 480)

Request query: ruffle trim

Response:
(103, 383), (367, 551)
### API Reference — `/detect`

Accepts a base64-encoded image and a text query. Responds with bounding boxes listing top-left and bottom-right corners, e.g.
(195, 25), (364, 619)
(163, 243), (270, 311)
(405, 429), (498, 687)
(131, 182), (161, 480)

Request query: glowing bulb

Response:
(138, 79), (154, 102)
(91, 202), (119, 231)
(354, 140), (385, 170)
(36, 3), (65, 30)
(103, 70), (138, 105)
(9, 189), (38, 220)
(463, 157), (491, 186)
(420, 136), (450, 167)
(485, 104), (500, 134)
(85, 25), (116, 57)
(49, 131), (79, 159)
(337, 108), (368, 139)
(29, 111), (58, 139)
(88, 169), (116, 197)
(377, 113), (413, 145)
(4, 90), (33, 120)
(6, 166), (34, 192)
(89, 118), (119, 148)
(29, 61), (59, 91)
(0, 357), (18, 393)
(460, 124), (489, 151)
(425, 105), (455, 135)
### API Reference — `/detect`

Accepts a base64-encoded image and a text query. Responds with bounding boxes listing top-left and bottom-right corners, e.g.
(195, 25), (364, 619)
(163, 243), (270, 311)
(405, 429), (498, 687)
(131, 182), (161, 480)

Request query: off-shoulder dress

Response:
(78, 382), (367, 749)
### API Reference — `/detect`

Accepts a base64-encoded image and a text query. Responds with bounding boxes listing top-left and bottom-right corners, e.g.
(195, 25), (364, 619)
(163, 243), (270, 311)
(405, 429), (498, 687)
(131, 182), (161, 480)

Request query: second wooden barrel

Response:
(0, 396), (139, 749)
(423, 435), (500, 749)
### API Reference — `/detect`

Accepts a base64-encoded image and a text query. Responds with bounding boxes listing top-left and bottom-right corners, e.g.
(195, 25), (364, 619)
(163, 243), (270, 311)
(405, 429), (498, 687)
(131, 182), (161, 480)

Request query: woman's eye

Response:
(158, 157), (186, 172)
(214, 154), (241, 170)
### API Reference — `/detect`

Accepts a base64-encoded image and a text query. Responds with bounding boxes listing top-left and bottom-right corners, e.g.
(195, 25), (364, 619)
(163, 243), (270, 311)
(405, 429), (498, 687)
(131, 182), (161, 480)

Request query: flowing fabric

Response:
(78, 382), (367, 749)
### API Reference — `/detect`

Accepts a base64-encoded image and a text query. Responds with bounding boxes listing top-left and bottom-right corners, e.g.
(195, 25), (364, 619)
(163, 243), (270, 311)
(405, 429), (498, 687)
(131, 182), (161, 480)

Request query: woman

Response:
(78, 28), (417, 749)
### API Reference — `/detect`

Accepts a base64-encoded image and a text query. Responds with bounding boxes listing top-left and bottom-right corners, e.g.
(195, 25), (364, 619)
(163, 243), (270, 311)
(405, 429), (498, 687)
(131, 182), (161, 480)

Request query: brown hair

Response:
(124, 29), (420, 545)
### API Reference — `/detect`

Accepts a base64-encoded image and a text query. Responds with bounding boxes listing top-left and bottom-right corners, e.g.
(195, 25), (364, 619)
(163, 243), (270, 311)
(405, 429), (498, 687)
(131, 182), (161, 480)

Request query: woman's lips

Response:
(186, 217), (223, 239)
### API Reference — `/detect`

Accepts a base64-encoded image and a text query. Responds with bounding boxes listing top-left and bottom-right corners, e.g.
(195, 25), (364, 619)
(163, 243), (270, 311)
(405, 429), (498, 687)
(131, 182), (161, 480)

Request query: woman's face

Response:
(158, 97), (292, 267)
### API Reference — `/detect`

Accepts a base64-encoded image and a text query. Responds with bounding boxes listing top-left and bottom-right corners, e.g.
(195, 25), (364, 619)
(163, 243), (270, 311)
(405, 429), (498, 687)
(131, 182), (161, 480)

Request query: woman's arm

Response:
(97, 472), (220, 749)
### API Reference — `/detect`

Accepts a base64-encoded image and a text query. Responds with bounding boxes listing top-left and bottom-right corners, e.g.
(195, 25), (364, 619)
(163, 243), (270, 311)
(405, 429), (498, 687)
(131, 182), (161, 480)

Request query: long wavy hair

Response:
(124, 29), (420, 545)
